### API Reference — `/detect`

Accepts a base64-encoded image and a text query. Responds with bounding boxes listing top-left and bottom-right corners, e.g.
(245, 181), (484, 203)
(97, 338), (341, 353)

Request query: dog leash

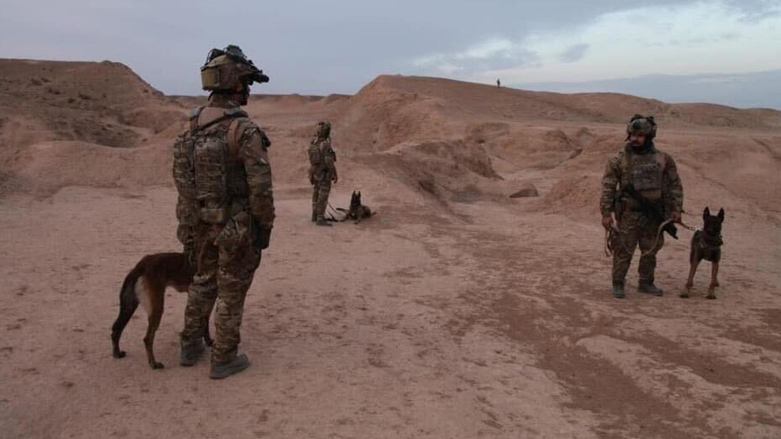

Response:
(605, 218), (695, 258)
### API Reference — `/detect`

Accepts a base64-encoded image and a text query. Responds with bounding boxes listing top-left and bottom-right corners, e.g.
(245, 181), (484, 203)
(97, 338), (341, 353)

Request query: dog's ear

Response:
(717, 208), (725, 222)
(703, 207), (710, 219)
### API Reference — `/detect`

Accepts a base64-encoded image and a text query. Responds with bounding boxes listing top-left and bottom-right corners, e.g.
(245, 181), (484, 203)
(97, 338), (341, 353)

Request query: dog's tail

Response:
(111, 265), (142, 358)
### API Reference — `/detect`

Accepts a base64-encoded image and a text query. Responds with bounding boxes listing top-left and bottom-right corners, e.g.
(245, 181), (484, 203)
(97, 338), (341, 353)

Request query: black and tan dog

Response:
(111, 252), (212, 369)
(682, 207), (725, 299)
(347, 191), (374, 224)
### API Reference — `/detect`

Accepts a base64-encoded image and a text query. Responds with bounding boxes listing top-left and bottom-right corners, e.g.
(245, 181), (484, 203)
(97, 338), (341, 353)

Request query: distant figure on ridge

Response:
(496, 78), (501, 88)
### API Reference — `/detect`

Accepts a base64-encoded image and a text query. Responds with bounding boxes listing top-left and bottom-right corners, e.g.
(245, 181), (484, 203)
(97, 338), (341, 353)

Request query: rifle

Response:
(622, 183), (678, 240)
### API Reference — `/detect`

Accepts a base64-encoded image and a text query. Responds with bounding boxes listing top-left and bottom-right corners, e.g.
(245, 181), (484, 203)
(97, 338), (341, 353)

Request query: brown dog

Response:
(347, 191), (374, 224)
(111, 252), (212, 369)
(682, 207), (724, 299)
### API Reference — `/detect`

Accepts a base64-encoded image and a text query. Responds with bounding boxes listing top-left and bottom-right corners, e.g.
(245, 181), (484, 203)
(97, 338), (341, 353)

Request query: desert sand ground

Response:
(1, 59), (780, 439)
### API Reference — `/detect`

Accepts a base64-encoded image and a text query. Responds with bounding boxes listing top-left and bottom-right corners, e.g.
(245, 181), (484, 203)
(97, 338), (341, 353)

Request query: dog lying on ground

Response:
(347, 191), (374, 224)
(682, 207), (725, 299)
(111, 252), (212, 369)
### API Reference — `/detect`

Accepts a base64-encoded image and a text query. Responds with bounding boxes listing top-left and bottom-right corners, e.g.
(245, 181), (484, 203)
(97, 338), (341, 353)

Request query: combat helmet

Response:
(625, 114), (657, 140)
(201, 45), (269, 91)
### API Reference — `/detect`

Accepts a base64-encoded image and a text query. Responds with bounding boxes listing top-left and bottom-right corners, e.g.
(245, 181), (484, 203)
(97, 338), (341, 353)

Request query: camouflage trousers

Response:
(312, 179), (332, 220)
(181, 224), (261, 365)
(611, 212), (665, 284)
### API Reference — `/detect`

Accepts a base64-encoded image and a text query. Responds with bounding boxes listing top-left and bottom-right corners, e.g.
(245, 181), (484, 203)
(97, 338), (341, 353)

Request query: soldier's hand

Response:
(601, 216), (614, 230)
(256, 227), (272, 250)
(671, 211), (681, 224)
(333, 175), (338, 184)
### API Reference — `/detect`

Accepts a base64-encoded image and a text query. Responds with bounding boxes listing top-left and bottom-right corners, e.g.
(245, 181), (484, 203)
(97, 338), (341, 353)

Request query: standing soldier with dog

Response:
(309, 121), (338, 226)
(173, 45), (275, 378)
(600, 114), (683, 299)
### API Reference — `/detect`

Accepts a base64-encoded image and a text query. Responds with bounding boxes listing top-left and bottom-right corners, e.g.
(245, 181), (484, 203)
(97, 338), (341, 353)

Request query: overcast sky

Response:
(1, 0), (780, 107)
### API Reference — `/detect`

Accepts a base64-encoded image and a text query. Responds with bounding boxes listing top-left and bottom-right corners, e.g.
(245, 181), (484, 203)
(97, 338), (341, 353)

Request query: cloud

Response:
(726, 0), (781, 22)
(559, 43), (589, 63)
(514, 69), (781, 109)
(465, 1), (781, 85)
(412, 38), (538, 76)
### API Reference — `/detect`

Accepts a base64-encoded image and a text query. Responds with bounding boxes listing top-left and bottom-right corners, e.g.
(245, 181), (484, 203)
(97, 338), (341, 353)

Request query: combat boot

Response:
(210, 353), (251, 379)
(180, 340), (205, 367)
(638, 282), (663, 296)
(611, 282), (625, 299)
(316, 217), (332, 227)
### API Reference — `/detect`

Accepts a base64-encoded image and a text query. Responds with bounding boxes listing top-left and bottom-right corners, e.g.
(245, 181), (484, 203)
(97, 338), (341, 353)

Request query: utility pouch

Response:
(214, 211), (251, 249)
(199, 205), (228, 225)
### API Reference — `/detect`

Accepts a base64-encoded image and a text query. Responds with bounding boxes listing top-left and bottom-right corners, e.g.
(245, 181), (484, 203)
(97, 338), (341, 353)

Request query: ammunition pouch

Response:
(176, 198), (200, 227)
(632, 162), (662, 191)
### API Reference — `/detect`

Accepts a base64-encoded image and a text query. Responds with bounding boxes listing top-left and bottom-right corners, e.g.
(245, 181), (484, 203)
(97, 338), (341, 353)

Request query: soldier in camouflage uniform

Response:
(173, 45), (275, 378)
(600, 115), (683, 298)
(308, 121), (338, 226)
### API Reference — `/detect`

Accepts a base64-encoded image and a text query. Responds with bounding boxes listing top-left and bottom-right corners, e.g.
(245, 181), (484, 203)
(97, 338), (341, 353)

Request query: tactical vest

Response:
(621, 147), (666, 202)
(172, 106), (249, 225)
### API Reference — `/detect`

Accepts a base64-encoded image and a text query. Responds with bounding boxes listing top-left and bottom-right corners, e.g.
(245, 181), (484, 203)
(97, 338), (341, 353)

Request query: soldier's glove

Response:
(255, 227), (272, 250)
(260, 131), (271, 149)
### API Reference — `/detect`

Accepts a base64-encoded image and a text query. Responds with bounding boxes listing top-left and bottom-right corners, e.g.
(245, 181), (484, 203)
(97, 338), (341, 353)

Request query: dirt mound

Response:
(329, 75), (781, 217)
(354, 140), (504, 207)
(0, 59), (189, 196)
(543, 175), (602, 215)
(5, 63), (781, 218)
(0, 59), (186, 151)
(0, 59), (164, 108)
(465, 123), (595, 171)
(333, 76), (781, 142)
(10, 141), (172, 197)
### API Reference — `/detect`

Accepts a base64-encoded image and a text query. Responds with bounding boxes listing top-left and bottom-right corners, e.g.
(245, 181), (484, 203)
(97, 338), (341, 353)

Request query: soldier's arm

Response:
(663, 154), (684, 214)
(308, 141), (322, 166)
(237, 122), (275, 229)
(323, 140), (338, 182)
(600, 155), (622, 217)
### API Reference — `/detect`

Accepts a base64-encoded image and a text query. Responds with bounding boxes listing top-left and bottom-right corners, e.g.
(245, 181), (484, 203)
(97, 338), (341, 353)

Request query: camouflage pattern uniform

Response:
(308, 122), (337, 224)
(600, 116), (683, 290)
(174, 46), (274, 371)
